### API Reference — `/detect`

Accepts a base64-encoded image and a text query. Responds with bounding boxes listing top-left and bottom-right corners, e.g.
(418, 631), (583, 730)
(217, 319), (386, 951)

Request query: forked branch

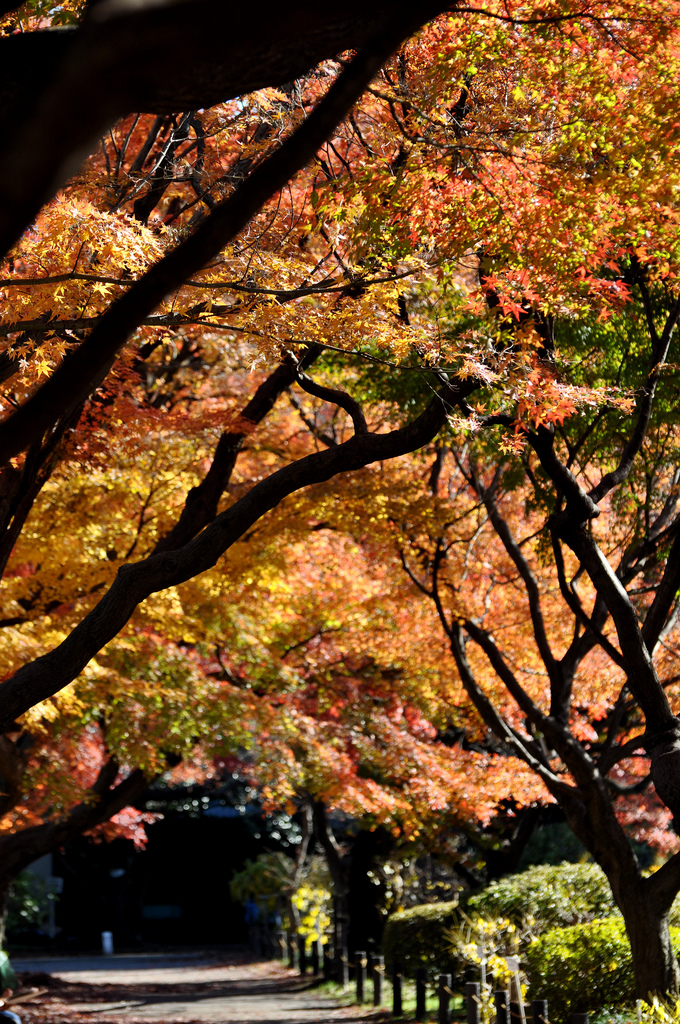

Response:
(0, 8), (428, 464)
(292, 366), (368, 436)
(0, 378), (476, 729)
(589, 292), (680, 504)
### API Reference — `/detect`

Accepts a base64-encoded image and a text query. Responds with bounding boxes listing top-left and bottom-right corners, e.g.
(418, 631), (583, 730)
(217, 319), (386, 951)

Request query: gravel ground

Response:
(9, 950), (379, 1024)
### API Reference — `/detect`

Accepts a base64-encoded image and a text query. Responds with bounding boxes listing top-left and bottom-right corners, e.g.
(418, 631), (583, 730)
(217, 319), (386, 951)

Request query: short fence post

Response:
(532, 1001), (548, 1024)
(356, 950), (367, 1003)
(311, 938), (320, 976)
(276, 929), (286, 960)
(337, 944), (349, 987)
(392, 962), (403, 1016)
(466, 981), (480, 1024)
(322, 939), (333, 980)
(439, 974), (453, 1024)
(572, 1015), (589, 1024)
(297, 934), (307, 976)
(287, 930), (296, 969)
(373, 955), (384, 1007)
(495, 990), (510, 1024)
(416, 968), (427, 1021)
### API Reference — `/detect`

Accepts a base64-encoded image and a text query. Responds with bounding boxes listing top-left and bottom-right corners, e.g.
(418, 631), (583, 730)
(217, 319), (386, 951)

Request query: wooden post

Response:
(495, 990), (510, 1024)
(311, 939), (320, 977)
(572, 1016), (588, 1024)
(416, 968), (427, 1021)
(466, 981), (480, 1024)
(356, 950), (367, 1003)
(297, 934), (307, 976)
(286, 930), (296, 969)
(276, 929), (286, 960)
(373, 955), (384, 1007)
(439, 974), (453, 1024)
(323, 939), (333, 980)
(392, 962), (403, 1016)
(532, 1001), (548, 1024)
(337, 944), (349, 986)
(335, 898), (349, 972)
(262, 924), (272, 959)
(333, 896), (342, 949)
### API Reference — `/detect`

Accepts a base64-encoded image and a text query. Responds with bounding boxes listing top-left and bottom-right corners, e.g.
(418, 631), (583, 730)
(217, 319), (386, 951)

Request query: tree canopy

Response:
(2, 0), (680, 1000)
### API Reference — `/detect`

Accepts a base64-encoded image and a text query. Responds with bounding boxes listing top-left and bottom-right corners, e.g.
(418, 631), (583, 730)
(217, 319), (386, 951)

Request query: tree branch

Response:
(588, 293), (680, 504)
(0, 1), (451, 256)
(289, 392), (338, 448)
(642, 527), (680, 654)
(0, 378), (475, 729)
(0, 761), (148, 884)
(646, 850), (680, 916)
(551, 521), (675, 734)
(0, 6), (437, 462)
(462, 618), (546, 728)
(152, 346), (321, 553)
(472, 472), (559, 691)
(293, 366), (368, 435)
(551, 533), (625, 670)
(446, 621), (573, 797)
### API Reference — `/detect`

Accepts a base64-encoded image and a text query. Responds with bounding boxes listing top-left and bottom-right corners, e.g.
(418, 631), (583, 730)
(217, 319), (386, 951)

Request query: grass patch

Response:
(311, 975), (465, 1019)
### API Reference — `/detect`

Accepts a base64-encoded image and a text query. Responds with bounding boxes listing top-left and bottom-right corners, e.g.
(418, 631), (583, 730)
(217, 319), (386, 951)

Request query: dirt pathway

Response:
(12, 950), (378, 1024)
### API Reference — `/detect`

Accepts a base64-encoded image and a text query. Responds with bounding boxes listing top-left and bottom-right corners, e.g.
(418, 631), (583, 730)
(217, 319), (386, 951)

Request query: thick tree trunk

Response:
(619, 894), (680, 1000)
(559, 785), (680, 1000)
(346, 826), (395, 953)
(313, 801), (394, 954)
(288, 799), (314, 931)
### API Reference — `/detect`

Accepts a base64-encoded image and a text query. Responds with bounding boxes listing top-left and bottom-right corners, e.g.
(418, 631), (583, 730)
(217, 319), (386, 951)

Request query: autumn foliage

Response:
(1, 0), (680, 998)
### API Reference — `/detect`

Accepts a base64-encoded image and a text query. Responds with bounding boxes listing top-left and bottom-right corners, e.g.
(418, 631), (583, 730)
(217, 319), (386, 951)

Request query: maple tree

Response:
(164, 515), (550, 952)
(0, 0), (460, 924)
(174, 7), (680, 996)
(223, 441), (680, 966)
(0, 0), (679, 1001)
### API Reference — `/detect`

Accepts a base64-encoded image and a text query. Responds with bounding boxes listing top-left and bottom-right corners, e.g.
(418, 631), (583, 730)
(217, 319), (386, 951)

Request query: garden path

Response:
(11, 950), (374, 1024)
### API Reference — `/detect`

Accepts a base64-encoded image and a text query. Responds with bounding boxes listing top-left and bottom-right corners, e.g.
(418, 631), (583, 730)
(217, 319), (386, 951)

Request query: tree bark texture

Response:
(0, 6), (447, 462)
(560, 783), (680, 998)
(0, 763), (148, 898)
(346, 826), (395, 953)
(621, 893), (680, 999)
(0, 378), (475, 731)
(0, 0), (451, 259)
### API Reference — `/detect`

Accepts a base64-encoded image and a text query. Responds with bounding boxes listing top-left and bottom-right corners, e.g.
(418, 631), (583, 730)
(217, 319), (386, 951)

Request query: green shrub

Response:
(229, 851), (293, 906)
(382, 900), (460, 979)
(467, 863), (617, 931)
(524, 918), (680, 1019)
(6, 872), (53, 936)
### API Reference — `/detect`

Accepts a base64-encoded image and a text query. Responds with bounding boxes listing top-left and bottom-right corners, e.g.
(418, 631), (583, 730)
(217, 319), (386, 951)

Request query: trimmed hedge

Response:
(525, 918), (680, 1018)
(382, 900), (460, 979)
(467, 862), (618, 931)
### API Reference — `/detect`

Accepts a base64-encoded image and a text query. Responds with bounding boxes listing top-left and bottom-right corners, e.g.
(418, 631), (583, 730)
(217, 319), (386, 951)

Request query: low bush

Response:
(6, 872), (54, 939)
(382, 900), (460, 979)
(525, 918), (680, 1019)
(467, 863), (617, 931)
